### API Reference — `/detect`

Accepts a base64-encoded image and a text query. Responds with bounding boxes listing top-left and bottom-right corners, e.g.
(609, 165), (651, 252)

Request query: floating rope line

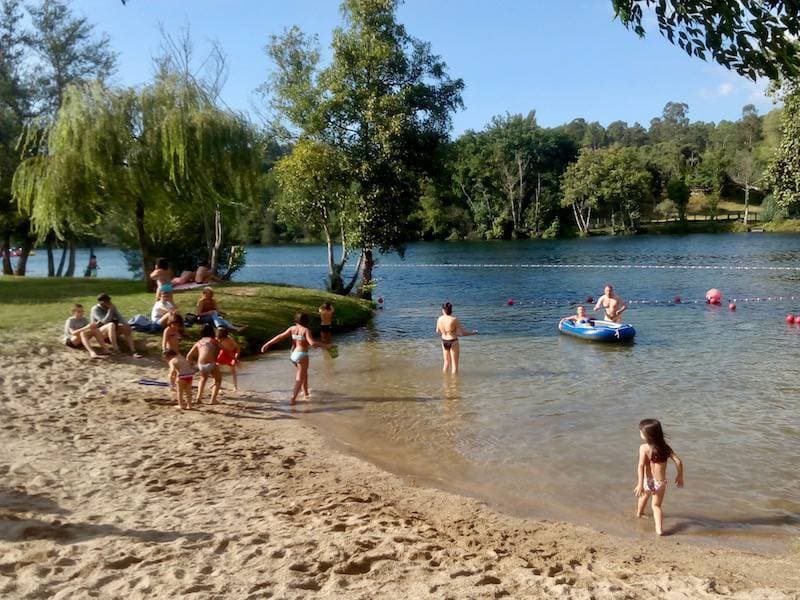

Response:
(505, 295), (800, 306)
(245, 262), (800, 271)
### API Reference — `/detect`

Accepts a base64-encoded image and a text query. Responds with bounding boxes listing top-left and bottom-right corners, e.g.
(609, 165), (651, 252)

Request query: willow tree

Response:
(266, 0), (463, 298)
(14, 74), (258, 288)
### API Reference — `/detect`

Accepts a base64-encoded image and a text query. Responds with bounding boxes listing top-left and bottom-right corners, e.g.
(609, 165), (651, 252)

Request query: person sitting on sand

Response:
(260, 312), (329, 404)
(165, 349), (194, 410)
(216, 328), (241, 391)
(194, 260), (220, 284)
(566, 305), (594, 325)
(186, 324), (221, 405)
(64, 303), (109, 359)
(319, 302), (334, 344)
(151, 290), (178, 329)
(635, 418), (685, 536)
(594, 284), (627, 323)
(150, 257), (174, 297)
(435, 302), (477, 375)
(195, 287), (243, 332)
(90, 294), (141, 357)
(162, 313), (185, 355)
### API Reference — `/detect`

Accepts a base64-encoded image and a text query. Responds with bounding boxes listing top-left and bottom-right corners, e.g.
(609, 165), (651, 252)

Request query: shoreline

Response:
(1, 347), (798, 598)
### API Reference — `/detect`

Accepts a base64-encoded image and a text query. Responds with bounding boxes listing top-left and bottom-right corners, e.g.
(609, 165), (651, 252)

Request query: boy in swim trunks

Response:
(165, 349), (194, 409)
(319, 302), (334, 344)
(216, 328), (241, 391)
(186, 324), (221, 405)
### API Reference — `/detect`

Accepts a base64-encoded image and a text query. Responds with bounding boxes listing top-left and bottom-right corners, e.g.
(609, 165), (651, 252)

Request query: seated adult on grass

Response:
(196, 287), (244, 332)
(151, 290), (179, 329)
(90, 293), (141, 358)
(64, 303), (109, 359)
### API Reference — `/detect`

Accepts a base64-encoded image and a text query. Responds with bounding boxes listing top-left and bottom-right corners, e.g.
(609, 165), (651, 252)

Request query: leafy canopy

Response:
(612, 0), (800, 81)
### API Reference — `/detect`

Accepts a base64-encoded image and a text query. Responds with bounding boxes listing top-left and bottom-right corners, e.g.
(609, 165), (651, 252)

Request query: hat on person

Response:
(97, 293), (111, 302)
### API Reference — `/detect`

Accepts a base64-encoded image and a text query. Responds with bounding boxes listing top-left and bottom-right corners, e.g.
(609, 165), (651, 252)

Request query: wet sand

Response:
(1, 345), (798, 599)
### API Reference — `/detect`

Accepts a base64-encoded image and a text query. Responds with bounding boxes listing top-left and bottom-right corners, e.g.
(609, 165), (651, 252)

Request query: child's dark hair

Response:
(200, 324), (216, 338)
(320, 302), (332, 310)
(156, 257), (169, 269)
(216, 328), (229, 338)
(164, 349), (177, 359)
(294, 312), (310, 326)
(72, 303), (83, 312)
(442, 302), (453, 315)
(168, 313), (184, 327)
(639, 419), (673, 463)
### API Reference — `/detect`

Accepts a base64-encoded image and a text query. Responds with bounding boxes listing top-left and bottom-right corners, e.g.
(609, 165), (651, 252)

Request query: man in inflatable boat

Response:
(594, 284), (627, 323)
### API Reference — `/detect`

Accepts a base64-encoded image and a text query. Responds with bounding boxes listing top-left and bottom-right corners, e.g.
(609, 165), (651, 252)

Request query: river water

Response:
(24, 235), (800, 550)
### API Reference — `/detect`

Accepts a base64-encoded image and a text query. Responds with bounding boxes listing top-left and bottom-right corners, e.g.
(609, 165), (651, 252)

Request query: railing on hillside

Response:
(594, 212), (761, 228)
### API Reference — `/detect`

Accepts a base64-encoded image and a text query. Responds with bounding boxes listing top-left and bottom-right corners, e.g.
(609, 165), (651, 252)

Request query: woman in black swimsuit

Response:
(435, 302), (477, 375)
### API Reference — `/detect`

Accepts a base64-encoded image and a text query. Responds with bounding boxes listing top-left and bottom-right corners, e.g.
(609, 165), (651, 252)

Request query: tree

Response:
(727, 105), (764, 225)
(0, 0), (33, 276)
(561, 149), (605, 235)
(665, 177), (690, 221)
(600, 147), (652, 232)
(19, 0), (118, 277)
(612, 0), (800, 81)
(766, 88), (800, 213)
(274, 140), (359, 293)
(13, 71), (258, 289)
(266, 0), (463, 298)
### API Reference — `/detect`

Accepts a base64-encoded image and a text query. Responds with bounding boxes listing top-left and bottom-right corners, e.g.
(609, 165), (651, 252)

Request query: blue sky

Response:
(72, 0), (776, 134)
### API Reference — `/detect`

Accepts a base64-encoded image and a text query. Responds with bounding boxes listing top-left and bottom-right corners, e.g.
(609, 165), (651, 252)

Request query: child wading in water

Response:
(635, 418), (685, 536)
(260, 312), (329, 403)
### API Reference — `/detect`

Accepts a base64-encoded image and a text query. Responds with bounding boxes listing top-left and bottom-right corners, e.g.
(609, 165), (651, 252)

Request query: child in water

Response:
(635, 418), (685, 536)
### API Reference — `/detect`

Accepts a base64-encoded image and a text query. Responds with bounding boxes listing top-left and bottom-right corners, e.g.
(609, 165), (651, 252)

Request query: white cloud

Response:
(717, 82), (734, 96)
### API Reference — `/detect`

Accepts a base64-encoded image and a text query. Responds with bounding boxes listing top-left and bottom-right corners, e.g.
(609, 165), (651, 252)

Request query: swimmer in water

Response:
(594, 284), (627, 323)
(435, 302), (477, 375)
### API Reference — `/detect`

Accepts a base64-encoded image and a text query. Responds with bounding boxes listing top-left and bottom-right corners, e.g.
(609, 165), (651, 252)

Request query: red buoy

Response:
(728, 302), (736, 311)
(507, 299), (514, 306)
(786, 314), (794, 323)
(706, 288), (722, 305)
(586, 296), (594, 304)
(674, 296), (681, 304)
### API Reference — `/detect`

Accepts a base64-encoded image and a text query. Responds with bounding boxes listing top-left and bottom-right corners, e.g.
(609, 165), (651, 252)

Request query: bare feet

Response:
(133, 353), (143, 359)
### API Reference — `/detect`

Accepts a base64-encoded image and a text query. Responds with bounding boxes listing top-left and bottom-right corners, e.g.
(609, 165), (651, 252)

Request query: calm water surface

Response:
(25, 236), (800, 550)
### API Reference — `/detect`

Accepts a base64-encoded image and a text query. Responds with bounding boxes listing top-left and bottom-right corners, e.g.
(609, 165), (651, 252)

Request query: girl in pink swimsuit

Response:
(634, 418), (685, 536)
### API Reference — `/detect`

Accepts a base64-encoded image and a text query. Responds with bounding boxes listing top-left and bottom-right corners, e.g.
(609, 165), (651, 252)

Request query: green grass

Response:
(0, 277), (374, 355)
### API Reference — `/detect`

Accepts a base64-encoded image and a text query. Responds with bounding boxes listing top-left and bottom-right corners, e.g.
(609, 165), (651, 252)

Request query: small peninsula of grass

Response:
(0, 277), (373, 354)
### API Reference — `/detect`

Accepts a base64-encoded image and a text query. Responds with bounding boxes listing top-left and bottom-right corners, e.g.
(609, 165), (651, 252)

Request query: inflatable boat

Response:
(558, 318), (636, 342)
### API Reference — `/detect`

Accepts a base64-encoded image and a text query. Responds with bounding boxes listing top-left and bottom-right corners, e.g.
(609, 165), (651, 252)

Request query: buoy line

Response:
(245, 262), (800, 271)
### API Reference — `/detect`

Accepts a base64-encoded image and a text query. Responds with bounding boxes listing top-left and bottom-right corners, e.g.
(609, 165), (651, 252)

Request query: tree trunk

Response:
(46, 234), (55, 277)
(13, 234), (33, 276)
(136, 198), (155, 291)
(65, 240), (76, 277)
(209, 207), (222, 274)
(743, 184), (750, 226)
(342, 252), (363, 296)
(55, 243), (68, 277)
(324, 225), (345, 294)
(1, 234), (13, 275)
(358, 248), (374, 300)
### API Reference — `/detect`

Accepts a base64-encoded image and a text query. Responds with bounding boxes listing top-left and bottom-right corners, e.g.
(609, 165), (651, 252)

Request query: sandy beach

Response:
(1, 346), (799, 599)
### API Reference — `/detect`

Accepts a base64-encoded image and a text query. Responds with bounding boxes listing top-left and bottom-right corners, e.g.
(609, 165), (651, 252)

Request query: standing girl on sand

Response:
(260, 313), (328, 403)
(635, 419), (685, 536)
(435, 302), (477, 375)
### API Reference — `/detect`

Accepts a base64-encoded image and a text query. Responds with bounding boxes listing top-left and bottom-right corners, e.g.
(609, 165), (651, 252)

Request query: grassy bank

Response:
(0, 277), (373, 354)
